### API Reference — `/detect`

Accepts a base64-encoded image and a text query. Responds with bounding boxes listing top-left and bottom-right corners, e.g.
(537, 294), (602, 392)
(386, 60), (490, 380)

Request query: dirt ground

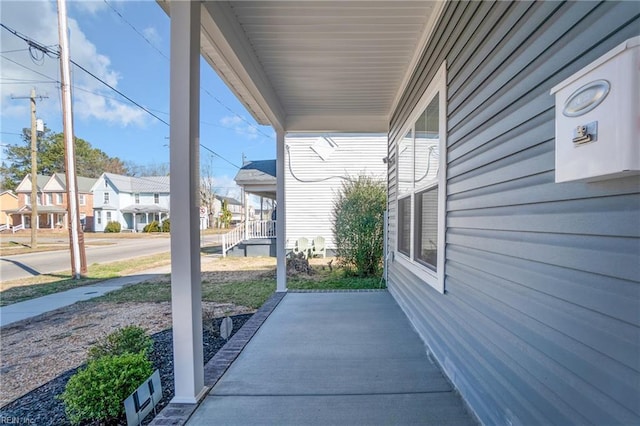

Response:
(0, 256), (279, 407)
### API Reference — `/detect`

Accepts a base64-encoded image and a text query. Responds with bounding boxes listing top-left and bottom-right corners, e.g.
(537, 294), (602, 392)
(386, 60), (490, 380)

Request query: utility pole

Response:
(12, 89), (47, 249)
(29, 89), (38, 249)
(58, 0), (87, 278)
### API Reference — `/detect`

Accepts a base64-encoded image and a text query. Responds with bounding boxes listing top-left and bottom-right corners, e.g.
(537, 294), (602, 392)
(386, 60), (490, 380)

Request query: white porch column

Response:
(276, 130), (287, 292)
(50, 213), (54, 229)
(244, 191), (249, 239)
(133, 214), (137, 232)
(169, 0), (205, 404)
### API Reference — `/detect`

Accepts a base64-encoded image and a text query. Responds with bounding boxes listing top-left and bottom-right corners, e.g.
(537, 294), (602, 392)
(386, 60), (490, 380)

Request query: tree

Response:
(0, 128), (128, 190)
(200, 159), (217, 228)
(220, 199), (232, 229)
(125, 161), (170, 177)
(332, 176), (386, 277)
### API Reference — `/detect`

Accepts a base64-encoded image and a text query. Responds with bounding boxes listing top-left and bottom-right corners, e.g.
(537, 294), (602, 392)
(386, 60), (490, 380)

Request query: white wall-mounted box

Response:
(551, 37), (639, 183)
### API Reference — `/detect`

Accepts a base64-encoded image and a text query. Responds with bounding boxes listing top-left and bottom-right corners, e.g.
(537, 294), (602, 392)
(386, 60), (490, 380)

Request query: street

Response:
(0, 233), (223, 282)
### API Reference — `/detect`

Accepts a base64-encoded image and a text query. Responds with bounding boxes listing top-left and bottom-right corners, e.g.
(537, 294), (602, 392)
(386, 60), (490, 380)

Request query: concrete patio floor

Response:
(187, 291), (478, 425)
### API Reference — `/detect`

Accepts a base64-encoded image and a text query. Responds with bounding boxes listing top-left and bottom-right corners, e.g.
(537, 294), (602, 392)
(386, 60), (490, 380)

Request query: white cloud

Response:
(220, 115), (259, 140)
(0, 1), (145, 128)
(142, 26), (160, 45)
(212, 174), (242, 200)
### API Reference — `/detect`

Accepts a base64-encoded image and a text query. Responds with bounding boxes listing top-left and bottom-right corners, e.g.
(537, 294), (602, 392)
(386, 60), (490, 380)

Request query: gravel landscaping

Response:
(0, 314), (252, 425)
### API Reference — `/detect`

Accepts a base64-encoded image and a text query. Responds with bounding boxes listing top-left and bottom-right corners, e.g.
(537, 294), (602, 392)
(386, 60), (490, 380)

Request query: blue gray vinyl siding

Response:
(387, 1), (640, 425)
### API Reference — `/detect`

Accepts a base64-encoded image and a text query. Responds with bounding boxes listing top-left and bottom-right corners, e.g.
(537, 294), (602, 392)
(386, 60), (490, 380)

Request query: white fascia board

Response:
(89, 173), (106, 192)
(389, 0), (446, 117)
(201, 1), (286, 132)
(285, 115), (390, 133)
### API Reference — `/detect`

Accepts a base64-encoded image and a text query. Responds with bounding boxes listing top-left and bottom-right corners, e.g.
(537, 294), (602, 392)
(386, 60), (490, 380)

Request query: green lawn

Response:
(1, 256), (385, 310)
(92, 264), (385, 309)
(0, 253), (171, 307)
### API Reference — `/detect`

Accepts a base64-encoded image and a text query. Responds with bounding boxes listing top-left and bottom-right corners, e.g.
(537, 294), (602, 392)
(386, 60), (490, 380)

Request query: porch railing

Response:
(220, 220), (276, 257)
(248, 220), (276, 238)
(221, 225), (244, 257)
(12, 223), (25, 233)
(0, 224), (7, 232)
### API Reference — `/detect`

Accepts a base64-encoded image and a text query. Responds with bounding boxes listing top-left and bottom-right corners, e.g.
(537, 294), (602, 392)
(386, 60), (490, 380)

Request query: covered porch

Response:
(152, 292), (476, 425)
(120, 205), (169, 232)
(158, 0), (449, 418)
(7, 205), (68, 231)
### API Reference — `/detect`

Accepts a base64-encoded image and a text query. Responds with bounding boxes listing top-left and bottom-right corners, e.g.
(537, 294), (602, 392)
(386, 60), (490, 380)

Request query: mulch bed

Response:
(0, 314), (252, 425)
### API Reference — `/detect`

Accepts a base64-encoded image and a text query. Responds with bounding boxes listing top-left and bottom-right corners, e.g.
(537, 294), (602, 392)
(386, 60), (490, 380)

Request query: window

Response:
(79, 194), (86, 206)
(154, 193), (159, 204)
(395, 62), (447, 293)
(97, 212), (102, 225)
(135, 193), (140, 204)
(46, 194), (53, 205)
(56, 193), (63, 204)
(104, 193), (110, 204)
(25, 194), (30, 205)
(106, 212), (112, 222)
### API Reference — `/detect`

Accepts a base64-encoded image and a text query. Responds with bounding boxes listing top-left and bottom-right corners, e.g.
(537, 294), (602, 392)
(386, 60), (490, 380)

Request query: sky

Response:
(0, 0), (276, 199)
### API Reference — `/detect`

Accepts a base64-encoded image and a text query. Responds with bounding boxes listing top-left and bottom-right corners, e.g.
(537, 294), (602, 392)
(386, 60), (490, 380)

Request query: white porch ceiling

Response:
(159, 1), (443, 133)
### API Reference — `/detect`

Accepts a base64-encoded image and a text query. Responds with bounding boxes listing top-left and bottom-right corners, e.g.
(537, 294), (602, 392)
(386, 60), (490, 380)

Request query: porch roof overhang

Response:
(120, 205), (170, 214)
(157, 0), (444, 133)
(235, 159), (277, 199)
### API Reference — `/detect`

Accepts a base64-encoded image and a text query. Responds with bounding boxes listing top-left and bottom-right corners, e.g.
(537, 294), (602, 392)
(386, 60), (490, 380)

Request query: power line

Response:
(0, 54), (59, 83)
(69, 59), (170, 126)
(103, 0), (169, 60)
(1, 22), (241, 170)
(100, 4), (273, 141)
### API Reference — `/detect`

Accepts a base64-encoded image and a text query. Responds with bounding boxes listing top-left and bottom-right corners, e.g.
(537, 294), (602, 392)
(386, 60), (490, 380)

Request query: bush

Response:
(332, 176), (386, 277)
(88, 325), (153, 360)
(143, 220), (160, 233)
(59, 352), (153, 425)
(104, 221), (121, 233)
(161, 218), (170, 232)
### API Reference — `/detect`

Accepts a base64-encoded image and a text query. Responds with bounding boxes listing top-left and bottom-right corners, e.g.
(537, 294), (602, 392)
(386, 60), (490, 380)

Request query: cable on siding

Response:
(285, 144), (353, 183)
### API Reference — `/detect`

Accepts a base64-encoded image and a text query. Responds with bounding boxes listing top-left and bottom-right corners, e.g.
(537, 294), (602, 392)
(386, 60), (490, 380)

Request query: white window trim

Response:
(394, 61), (447, 294)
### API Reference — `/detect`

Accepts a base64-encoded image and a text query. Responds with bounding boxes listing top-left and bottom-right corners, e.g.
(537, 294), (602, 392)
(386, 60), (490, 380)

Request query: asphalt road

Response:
(0, 234), (223, 282)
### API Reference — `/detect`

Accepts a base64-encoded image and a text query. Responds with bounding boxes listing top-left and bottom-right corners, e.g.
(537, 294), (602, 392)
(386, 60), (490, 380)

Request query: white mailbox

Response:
(551, 37), (639, 183)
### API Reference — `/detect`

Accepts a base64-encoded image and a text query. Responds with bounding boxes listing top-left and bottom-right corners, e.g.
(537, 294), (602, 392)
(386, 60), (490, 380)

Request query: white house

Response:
(285, 134), (387, 253)
(91, 173), (170, 232)
(235, 135), (387, 255)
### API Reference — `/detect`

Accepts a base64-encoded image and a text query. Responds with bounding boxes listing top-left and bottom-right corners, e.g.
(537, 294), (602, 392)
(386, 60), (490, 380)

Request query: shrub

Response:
(161, 218), (170, 232)
(59, 352), (153, 425)
(104, 221), (121, 233)
(88, 325), (153, 360)
(332, 176), (386, 277)
(143, 220), (160, 233)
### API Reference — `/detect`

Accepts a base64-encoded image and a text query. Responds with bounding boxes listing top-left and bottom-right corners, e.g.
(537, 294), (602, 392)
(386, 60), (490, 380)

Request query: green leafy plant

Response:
(143, 220), (160, 233)
(332, 176), (386, 277)
(161, 218), (170, 232)
(88, 325), (153, 360)
(104, 221), (121, 233)
(59, 352), (153, 425)
(220, 200), (232, 228)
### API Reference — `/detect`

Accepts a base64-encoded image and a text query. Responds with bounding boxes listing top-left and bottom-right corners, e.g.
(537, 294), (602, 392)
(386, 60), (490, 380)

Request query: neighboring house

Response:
(216, 195), (244, 224)
(235, 135), (387, 254)
(9, 174), (96, 230)
(284, 134), (386, 253)
(92, 173), (170, 232)
(160, 2), (640, 423)
(0, 190), (18, 228)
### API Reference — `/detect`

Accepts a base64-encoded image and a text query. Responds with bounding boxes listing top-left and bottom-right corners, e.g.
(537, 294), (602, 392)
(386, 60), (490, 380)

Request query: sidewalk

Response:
(0, 264), (171, 328)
